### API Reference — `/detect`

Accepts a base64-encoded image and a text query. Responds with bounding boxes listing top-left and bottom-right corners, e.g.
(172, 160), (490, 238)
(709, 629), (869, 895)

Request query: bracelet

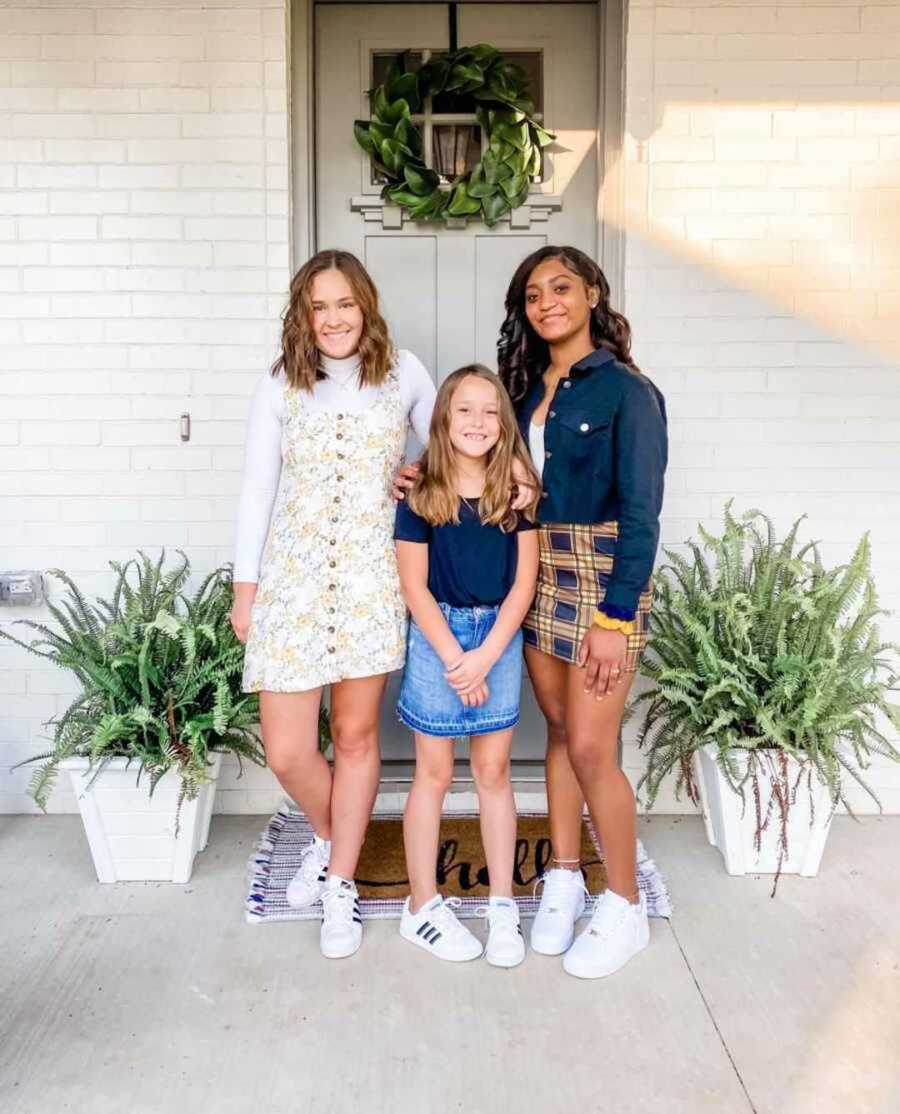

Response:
(592, 611), (635, 636)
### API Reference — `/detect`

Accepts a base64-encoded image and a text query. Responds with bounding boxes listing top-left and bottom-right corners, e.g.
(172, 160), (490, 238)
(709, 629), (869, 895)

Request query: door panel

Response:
(473, 234), (547, 367)
(366, 234), (438, 374)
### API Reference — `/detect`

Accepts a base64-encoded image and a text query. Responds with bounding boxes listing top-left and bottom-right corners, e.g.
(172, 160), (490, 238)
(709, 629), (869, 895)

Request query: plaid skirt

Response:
(522, 522), (652, 672)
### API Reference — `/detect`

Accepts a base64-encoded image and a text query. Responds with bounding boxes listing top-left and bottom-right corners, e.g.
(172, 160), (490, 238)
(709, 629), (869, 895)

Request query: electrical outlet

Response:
(0, 571), (44, 607)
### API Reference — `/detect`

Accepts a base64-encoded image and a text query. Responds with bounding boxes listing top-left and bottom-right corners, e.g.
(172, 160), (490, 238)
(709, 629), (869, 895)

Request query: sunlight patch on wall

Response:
(614, 101), (900, 364)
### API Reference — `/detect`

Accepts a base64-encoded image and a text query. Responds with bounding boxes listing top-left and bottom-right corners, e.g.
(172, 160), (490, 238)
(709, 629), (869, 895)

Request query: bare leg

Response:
(564, 669), (638, 901)
(259, 688), (331, 838)
(525, 646), (584, 869)
(327, 672), (389, 880)
(469, 728), (516, 898)
(403, 732), (455, 912)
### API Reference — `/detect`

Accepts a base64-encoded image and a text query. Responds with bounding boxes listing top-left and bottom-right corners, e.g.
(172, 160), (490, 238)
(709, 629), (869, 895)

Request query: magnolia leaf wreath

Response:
(354, 45), (555, 227)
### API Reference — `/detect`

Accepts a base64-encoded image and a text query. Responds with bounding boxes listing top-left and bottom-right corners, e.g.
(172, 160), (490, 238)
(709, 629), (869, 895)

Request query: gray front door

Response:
(314, 1), (600, 764)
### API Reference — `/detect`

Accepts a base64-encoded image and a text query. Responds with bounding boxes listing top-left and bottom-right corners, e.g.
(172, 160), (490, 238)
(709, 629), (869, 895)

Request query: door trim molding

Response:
(290, 0), (316, 266)
(597, 0), (627, 309)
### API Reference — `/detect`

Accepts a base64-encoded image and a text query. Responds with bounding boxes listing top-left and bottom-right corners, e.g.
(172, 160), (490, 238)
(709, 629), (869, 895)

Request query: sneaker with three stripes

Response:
(479, 896), (526, 968)
(285, 834), (330, 909)
(320, 875), (363, 959)
(399, 894), (483, 962)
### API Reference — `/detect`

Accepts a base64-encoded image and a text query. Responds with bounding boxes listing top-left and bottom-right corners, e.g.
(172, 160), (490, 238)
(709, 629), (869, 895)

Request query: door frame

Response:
(290, 0), (629, 305)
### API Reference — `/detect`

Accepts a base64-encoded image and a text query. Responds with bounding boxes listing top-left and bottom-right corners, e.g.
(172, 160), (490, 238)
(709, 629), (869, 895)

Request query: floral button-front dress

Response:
(242, 371), (408, 693)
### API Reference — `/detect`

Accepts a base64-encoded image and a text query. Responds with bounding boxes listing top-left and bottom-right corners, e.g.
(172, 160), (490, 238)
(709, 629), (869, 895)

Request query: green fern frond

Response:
(1, 551), (264, 810)
(634, 504), (899, 814)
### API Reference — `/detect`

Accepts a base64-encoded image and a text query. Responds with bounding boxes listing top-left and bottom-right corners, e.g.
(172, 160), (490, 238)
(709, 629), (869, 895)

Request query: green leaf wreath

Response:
(633, 504), (900, 876)
(0, 552), (266, 819)
(354, 45), (555, 226)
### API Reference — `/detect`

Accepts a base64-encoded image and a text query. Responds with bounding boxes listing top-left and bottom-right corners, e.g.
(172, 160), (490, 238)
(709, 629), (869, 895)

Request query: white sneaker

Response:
(479, 897), (526, 968)
(400, 895), (483, 962)
(285, 834), (330, 909)
(530, 868), (587, 955)
(563, 889), (649, 979)
(320, 875), (362, 959)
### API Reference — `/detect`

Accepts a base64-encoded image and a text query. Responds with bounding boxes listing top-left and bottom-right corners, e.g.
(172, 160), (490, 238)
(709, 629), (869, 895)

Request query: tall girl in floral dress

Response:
(498, 245), (667, 979)
(230, 250), (435, 959)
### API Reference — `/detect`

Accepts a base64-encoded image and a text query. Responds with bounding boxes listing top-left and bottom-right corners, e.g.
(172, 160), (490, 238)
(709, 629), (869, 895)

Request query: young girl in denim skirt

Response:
(393, 365), (541, 967)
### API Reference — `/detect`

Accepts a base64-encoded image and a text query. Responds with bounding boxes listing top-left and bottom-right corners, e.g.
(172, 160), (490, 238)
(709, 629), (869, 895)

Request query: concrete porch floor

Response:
(0, 814), (897, 1114)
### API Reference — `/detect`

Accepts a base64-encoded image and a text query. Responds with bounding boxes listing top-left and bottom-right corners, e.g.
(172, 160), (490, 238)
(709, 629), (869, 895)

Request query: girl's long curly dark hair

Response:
(497, 245), (639, 404)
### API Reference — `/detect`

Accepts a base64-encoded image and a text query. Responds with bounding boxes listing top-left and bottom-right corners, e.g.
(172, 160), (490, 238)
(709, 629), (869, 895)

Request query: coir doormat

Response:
(246, 804), (672, 923)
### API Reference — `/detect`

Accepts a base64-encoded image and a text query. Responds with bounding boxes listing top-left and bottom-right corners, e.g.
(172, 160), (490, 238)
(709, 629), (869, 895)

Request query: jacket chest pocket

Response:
(555, 409), (614, 468)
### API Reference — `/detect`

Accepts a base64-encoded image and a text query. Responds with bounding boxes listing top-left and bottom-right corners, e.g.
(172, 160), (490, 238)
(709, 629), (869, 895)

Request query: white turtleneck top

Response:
(233, 350), (436, 583)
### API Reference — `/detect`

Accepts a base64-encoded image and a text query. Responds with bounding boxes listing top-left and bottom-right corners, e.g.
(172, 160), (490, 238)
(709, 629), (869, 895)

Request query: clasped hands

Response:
(443, 647), (493, 708)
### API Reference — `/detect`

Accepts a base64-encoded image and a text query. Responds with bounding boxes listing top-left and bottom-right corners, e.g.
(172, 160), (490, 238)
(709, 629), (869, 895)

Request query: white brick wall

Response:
(0, 1), (291, 815)
(2, 1), (899, 818)
(621, 0), (900, 815)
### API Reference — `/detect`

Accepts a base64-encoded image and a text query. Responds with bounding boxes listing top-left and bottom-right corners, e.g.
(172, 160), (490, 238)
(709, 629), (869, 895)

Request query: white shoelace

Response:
(322, 883), (357, 927)
(296, 840), (327, 884)
(585, 892), (633, 940)
(428, 897), (471, 939)
(533, 870), (589, 916)
(475, 901), (521, 943)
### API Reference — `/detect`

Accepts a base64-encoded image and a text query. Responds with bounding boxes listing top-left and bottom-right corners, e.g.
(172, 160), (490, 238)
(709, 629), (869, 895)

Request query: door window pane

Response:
(371, 51), (425, 91)
(433, 124), (482, 182)
(500, 52), (543, 116)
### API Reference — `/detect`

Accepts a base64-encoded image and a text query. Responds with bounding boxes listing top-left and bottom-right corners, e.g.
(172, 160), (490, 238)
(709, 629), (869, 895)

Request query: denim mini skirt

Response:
(397, 603), (524, 738)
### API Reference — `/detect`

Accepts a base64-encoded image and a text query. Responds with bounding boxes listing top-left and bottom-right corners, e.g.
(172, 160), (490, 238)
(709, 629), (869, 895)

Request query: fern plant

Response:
(635, 505), (899, 875)
(1, 551), (265, 820)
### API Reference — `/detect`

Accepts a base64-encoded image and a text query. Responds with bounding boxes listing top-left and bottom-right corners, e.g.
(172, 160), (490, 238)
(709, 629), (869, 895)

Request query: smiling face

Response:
(524, 257), (599, 348)
(309, 268), (365, 359)
(448, 374), (501, 462)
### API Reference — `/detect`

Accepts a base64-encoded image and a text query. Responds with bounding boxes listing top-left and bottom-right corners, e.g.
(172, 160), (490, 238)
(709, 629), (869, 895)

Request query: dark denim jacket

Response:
(515, 347), (668, 618)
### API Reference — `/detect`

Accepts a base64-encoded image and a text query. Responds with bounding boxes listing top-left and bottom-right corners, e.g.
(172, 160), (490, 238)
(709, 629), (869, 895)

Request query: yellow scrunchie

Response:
(592, 611), (635, 636)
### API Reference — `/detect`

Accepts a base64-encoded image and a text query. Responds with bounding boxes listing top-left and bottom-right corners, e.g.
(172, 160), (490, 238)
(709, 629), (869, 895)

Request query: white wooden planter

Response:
(59, 752), (222, 883)
(693, 743), (835, 877)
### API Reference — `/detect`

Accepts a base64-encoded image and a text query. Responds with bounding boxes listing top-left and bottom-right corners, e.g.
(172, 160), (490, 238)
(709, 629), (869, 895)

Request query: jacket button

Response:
(548, 410), (556, 419)
(562, 381), (571, 388)
(541, 492), (548, 499)
(580, 422), (589, 432)
(545, 451), (552, 460)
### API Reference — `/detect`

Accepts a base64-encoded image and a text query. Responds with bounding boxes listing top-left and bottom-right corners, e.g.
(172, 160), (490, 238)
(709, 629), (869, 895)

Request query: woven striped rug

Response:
(245, 803), (673, 924)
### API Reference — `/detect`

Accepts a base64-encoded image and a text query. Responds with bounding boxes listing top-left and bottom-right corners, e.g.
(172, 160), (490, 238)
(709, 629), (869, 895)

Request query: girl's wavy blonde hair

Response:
(408, 364), (542, 532)
(271, 250), (396, 391)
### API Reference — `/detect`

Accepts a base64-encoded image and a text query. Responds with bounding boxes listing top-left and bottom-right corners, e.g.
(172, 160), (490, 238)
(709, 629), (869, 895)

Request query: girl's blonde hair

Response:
(408, 364), (542, 532)
(271, 250), (396, 391)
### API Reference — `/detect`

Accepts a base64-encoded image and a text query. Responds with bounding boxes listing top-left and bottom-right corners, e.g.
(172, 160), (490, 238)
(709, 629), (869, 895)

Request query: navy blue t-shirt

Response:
(394, 497), (536, 607)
